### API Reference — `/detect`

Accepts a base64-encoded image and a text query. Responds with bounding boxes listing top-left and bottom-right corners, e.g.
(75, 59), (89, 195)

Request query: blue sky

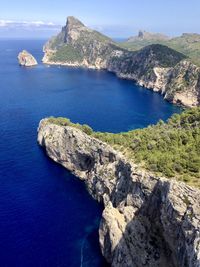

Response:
(1, 0), (200, 38)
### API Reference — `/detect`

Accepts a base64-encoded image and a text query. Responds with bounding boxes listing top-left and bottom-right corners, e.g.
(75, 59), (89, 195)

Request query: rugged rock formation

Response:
(18, 50), (38, 66)
(43, 16), (200, 107)
(127, 30), (170, 42)
(38, 119), (200, 267)
(109, 57), (200, 107)
(43, 16), (119, 69)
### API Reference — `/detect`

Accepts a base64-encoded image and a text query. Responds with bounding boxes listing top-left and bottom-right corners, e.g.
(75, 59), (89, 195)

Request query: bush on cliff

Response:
(93, 108), (200, 187)
(48, 117), (93, 135)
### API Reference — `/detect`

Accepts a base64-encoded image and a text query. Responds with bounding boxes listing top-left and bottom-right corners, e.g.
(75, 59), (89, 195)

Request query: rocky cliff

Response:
(43, 16), (200, 107)
(18, 50), (38, 66)
(38, 119), (200, 267)
(127, 30), (170, 42)
(109, 54), (200, 107)
(43, 16), (120, 69)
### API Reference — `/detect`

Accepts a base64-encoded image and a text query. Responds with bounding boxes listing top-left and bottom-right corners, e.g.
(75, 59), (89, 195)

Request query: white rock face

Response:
(18, 50), (38, 67)
(38, 119), (200, 267)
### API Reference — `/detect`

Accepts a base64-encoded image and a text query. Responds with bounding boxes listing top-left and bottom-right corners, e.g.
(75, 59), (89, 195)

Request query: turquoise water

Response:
(0, 39), (180, 267)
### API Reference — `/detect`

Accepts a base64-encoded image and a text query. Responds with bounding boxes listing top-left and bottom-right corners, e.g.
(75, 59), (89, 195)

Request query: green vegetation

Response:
(47, 108), (200, 187)
(137, 44), (186, 68)
(120, 34), (200, 66)
(49, 30), (115, 63)
(50, 45), (83, 63)
(47, 117), (93, 135)
(93, 108), (200, 187)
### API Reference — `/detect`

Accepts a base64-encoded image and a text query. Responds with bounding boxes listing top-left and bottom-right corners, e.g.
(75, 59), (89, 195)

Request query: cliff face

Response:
(18, 50), (38, 67)
(38, 119), (200, 267)
(43, 16), (121, 69)
(109, 57), (200, 107)
(43, 16), (200, 107)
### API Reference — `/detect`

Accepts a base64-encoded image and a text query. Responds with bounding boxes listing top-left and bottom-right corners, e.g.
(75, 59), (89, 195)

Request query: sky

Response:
(0, 0), (200, 38)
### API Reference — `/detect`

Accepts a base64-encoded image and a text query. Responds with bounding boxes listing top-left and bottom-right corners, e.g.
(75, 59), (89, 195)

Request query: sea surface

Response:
(0, 39), (181, 267)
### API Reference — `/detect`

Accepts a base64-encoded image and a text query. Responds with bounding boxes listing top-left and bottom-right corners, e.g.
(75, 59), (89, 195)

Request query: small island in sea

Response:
(18, 50), (38, 66)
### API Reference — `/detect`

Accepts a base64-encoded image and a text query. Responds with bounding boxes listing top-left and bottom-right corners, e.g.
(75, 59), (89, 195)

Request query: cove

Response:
(0, 39), (181, 267)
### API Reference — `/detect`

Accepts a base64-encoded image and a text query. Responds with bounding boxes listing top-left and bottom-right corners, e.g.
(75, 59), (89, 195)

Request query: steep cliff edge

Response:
(38, 118), (200, 267)
(18, 50), (38, 66)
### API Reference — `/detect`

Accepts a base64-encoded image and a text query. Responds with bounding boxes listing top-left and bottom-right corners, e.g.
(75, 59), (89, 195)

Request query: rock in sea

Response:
(18, 50), (38, 67)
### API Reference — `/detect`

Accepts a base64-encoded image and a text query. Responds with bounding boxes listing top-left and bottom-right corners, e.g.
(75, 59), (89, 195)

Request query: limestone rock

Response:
(18, 50), (38, 67)
(38, 119), (200, 267)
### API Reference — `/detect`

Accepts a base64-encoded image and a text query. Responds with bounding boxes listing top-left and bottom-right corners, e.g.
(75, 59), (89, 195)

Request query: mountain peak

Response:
(138, 30), (169, 40)
(138, 30), (147, 38)
(66, 16), (85, 28)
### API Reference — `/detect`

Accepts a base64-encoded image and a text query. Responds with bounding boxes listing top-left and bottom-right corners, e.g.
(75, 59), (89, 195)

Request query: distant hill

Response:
(127, 30), (170, 42)
(121, 32), (200, 66)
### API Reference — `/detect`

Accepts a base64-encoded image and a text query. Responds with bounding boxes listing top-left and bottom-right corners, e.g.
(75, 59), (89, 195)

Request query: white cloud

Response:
(0, 20), (14, 27)
(0, 19), (60, 30)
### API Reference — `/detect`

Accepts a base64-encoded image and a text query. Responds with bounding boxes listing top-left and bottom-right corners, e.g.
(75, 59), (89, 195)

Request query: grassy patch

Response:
(50, 45), (83, 63)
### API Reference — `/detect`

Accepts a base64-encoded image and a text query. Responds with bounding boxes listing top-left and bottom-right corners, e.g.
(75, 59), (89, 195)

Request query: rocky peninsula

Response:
(38, 117), (200, 267)
(18, 50), (38, 67)
(43, 16), (200, 107)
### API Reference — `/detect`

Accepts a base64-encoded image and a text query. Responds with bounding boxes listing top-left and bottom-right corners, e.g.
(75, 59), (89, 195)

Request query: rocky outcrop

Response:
(43, 17), (200, 107)
(38, 119), (200, 267)
(127, 30), (170, 42)
(18, 50), (38, 66)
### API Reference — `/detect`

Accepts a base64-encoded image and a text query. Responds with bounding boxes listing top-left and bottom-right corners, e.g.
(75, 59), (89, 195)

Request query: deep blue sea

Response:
(0, 39), (181, 267)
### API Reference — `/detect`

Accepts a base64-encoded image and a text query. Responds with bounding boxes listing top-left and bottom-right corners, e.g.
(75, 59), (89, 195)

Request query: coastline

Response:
(42, 58), (194, 108)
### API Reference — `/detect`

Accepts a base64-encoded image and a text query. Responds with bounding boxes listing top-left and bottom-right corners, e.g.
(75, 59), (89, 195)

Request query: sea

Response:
(0, 39), (181, 267)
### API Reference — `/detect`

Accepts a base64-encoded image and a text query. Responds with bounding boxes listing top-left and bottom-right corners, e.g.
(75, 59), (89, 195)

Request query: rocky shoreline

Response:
(43, 57), (200, 108)
(38, 119), (200, 267)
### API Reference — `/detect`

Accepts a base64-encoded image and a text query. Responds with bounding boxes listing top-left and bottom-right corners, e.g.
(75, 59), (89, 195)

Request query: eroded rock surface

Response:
(18, 50), (38, 66)
(38, 119), (200, 267)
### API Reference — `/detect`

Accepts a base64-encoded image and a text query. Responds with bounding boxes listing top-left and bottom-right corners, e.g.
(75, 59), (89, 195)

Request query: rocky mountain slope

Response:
(127, 30), (170, 42)
(43, 16), (119, 69)
(38, 118), (200, 267)
(43, 16), (200, 107)
(18, 50), (38, 66)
